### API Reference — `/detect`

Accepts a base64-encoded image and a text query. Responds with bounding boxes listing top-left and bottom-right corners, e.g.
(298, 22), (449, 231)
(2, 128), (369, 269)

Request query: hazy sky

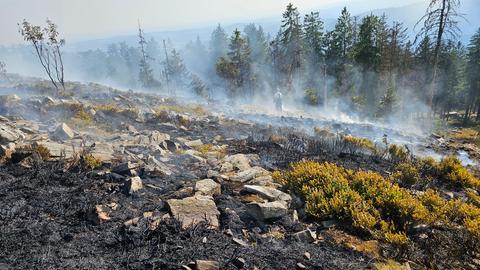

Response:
(0, 0), (421, 45)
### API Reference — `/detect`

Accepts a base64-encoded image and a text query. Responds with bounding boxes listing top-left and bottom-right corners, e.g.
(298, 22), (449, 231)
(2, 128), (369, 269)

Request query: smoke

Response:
(0, 18), (441, 150)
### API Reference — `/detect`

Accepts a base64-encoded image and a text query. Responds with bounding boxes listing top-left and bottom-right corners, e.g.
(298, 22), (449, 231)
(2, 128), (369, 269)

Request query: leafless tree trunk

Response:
(416, 0), (463, 112)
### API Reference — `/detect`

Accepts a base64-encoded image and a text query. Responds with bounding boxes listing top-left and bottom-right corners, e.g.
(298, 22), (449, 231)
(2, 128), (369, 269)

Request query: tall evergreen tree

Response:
(209, 24), (228, 66)
(326, 7), (355, 97)
(279, 3), (303, 93)
(328, 7), (354, 60)
(354, 15), (381, 115)
(465, 28), (480, 122)
(184, 36), (209, 76)
(137, 24), (157, 88)
(216, 29), (253, 97)
(303, 11), (325, 90)
(166, 49), (189, 88)
(244, 24), (268, 65)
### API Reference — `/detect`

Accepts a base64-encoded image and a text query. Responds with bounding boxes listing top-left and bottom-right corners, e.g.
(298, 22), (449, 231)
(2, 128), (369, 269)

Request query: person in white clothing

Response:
(274, 89), (283, 112)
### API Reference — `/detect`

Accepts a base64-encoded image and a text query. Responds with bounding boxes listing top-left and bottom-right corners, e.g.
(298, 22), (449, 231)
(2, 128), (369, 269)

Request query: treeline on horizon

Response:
(2, 2), (480, 124)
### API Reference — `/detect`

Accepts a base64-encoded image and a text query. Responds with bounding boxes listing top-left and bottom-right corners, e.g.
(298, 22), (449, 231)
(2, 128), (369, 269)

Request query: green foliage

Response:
(388, 144), (410, 163)
(342, 134), (377, 153)
(313, 127), (335, 138)
(74, 110), (93, 123)
(189, 74), (209, 99)
(210, 24), (228, 64)
(350, 95), (365, 112)
(304, 88), (319, 105)
(392, 163), (420, 185)
(436, 156), (480, 189)
(216, 29), (253, 97)
(377, 84), (397, 117)
(83, 154), (101, 169)
(374, 260), (408, 270)
(19, 19), (66, 91)
(166, 49), (189, 87)
(138, 24), (157, 88)
(275, 160), (480, 245)
(276, 3), (303, 93)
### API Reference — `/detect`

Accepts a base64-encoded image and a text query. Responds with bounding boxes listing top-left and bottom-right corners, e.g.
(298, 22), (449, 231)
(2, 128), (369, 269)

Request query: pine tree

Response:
(465, 28), (480, 122)
(210, 24), (228, 66)
(244, 24), (268, 65)
(137, 23), (157, 88)
(328, 7), (354, 60)
(166, 49), (189, 88)
(414, 36), (434, 102)
(354, 15), (381, 115)
(279, 3), (303, 93)
(189, 74), (209, 99)
(326, 7), (355, 97)
(184, 35), (209, 75)
(303, 11), (325, 90)
(216, 29), (253, 97)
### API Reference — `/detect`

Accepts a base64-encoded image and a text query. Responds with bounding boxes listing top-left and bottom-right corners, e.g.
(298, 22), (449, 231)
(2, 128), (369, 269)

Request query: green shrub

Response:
(275, 160), (480, 245)
(392, 163), (420, 185)
(342, 135), (377, 154)
(388, 144), (410, 163)
(314, 127), (335, 138)
(436, 156), (480, 189)
(304, 88), (319, 105)
(83, 154), (101, 169)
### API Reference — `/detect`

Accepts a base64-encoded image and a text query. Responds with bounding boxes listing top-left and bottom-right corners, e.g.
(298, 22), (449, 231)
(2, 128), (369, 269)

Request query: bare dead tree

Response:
(19, 19), (66, 91)
(0, 61), (6, 78)
(415, 0), (464, 112)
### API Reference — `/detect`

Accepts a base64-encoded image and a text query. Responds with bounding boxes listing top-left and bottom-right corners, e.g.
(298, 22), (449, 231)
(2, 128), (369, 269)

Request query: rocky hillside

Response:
(0, 80), (479, 269)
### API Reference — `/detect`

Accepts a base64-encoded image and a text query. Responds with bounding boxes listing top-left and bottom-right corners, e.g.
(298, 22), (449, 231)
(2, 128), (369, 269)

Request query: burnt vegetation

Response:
(1, 1), (480, 270)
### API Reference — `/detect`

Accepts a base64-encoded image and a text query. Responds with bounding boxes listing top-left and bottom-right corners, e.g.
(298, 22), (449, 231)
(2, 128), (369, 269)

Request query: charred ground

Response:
(0, 80), (479, 269)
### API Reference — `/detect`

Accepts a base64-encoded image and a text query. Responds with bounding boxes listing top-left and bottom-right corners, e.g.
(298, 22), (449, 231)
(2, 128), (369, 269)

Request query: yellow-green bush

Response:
(83, 154), (102, 169)
(304, 88), (319, 105)
(436, 156), (480, 189)
(466, 190), (480, 207)
(388, 144), (410, 163)
(400, 156), (480, 190)
(94, 104), (121, 113)
(374, 260), (408, 270)
(392, 163), (420, 185)
(314, 127), (335, 138)
(275, 160), (480, 245)
(416, 156), (437, 179)
(34, 144), (51, 161)
(74, 109), (93, 123)
(342, 135), (377, 153)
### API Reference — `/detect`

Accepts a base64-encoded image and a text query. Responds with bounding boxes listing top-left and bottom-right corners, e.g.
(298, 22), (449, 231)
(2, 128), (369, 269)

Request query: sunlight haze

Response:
(0, 0), (421, 44)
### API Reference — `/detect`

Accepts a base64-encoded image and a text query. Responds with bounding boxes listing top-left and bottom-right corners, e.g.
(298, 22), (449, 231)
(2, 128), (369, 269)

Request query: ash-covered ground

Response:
(0, 80), (479, 270)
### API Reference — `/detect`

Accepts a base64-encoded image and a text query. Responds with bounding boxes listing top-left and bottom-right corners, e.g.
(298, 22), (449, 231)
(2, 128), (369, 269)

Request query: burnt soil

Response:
(0, 159), (371, 270)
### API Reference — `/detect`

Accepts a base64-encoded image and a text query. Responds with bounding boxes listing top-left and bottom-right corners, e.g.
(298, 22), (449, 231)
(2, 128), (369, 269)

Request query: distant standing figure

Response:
(274, 89), (283, 112)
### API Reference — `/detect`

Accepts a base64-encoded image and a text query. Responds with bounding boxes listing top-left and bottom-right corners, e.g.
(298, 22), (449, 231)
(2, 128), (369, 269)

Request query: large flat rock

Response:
(0, 123), (23, 143)
(229, 166), (270, 182)
(242, 185), (291, 202)
(89, 142), (115, 162)
(246, 201), (288, 221)
(223, 154), (251, 171)
(36, 141), (75, 158)
(167, 195), (220, 229)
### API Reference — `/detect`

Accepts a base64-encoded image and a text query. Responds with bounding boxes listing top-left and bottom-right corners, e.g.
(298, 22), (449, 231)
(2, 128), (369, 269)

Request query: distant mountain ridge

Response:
(67, 0), (480, 52)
